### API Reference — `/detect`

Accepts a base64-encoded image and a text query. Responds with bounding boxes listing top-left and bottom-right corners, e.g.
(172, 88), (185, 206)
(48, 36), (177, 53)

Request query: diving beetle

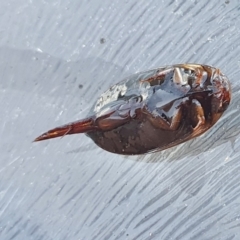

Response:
(34, 64), (231, 155)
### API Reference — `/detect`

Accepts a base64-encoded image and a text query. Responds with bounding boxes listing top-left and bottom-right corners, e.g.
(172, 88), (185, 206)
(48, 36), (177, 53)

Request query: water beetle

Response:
(34, 64), (231, 155)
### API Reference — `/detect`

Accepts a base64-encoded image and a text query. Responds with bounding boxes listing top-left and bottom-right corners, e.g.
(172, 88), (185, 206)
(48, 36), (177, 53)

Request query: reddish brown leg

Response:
(146, 99), (184, 131)
(34, 117), (98, 142)
(34, 97), (142, 142)
(140, 68), (173, 85)
(175, 64), (204, 86)
(191, 99), (205, 130)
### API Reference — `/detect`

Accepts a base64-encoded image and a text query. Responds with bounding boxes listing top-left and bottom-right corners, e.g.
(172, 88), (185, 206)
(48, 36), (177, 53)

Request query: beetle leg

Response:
(191, 99), (205, 130)
(96, 96), (143, 131)
(169, 106), (183, 130)
(95, 109), (132, 131)
(140, 68), (173, 85)
(34, 117), (98, 142)
(34, 97), (143, 142)
(146, 99), (184, 131)
(33, 109), (134, 142)
(194, 68), (204, 86)
(175, 64), (204, 86)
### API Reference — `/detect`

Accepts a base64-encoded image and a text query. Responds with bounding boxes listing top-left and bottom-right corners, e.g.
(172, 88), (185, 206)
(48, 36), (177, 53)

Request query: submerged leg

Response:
(34, 117), (98, 142)
(174, 64), (205, 86)
(34, 97), (143, 142)
(190, 99), (205, 130)
(140, 68), (174, 86)
(145, 99), (184, 131)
